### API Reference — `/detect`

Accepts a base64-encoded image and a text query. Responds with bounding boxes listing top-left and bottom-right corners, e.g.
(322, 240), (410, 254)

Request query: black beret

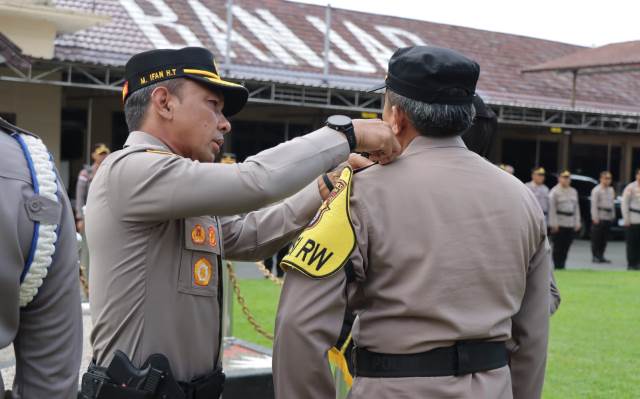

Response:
(372, 46), (480, 105)
(123, 47), (249, 116)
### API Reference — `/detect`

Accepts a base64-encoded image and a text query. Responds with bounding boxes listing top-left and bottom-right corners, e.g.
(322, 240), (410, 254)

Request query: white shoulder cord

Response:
(17, 134), (59, 307)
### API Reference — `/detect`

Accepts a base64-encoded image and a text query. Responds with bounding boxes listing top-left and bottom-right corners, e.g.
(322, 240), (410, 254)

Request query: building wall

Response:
(0, 15), (57, 58)
(0, 80), (62, 162)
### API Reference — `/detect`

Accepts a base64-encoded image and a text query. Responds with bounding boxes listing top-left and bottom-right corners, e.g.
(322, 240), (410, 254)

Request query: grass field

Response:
(231, 270), (640, 398)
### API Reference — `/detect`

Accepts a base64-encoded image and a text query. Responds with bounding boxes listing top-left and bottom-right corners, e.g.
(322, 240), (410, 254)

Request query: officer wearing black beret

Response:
(80, 46), (400, 398)
(274, 46), (551, 399)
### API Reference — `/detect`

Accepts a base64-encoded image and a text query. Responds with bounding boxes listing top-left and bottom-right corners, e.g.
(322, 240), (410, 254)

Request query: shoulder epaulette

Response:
(146, 149), (178, 156)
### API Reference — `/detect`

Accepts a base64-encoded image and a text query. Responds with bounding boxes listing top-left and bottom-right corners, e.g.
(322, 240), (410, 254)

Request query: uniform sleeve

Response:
(511, 235), (551, 399)
(273, 181), (369, 399)
(75, 170), (88, 219)
(221, 182), (322, 261)
(12, 186), (83, 398)
(550, 270), (561, 315)
(548, 190), (558, 228)
(590, 186), (598, 221)
(622, 185), (631, 225)
(110, 127), (349, 221)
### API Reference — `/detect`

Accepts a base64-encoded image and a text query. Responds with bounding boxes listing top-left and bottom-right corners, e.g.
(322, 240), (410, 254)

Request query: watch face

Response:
(327, 115), (351, 127)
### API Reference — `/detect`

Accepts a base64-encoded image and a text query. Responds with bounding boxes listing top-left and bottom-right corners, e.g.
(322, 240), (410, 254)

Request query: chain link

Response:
(253, 260), (284, 286)
(226, 262), (276, 341)
(79, 264), (89, 298)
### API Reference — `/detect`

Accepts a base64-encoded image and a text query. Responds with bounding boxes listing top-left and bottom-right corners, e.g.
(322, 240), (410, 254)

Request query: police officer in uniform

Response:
(526, 167), (549, 219)
(0, 118), (83, 398)
(548, 171), (581, 269)
(80, 47), (399, 398)
(622, 168), (640, 270)
(274, 46), (551, 399)
(590, 171), (615, 263)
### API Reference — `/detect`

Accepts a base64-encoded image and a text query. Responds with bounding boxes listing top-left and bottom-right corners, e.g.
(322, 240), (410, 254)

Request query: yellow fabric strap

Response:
(281, 166), (356, 278)
(183, 68), (244, 88)
(328, 347), (354, 387)
(146, 149), (177, 156)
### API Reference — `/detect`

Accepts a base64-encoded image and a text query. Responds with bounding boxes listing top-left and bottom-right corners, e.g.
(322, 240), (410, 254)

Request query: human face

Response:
(170, 80), (231, 162)
(532, 173), (545, 185)
(92, 152), (108, 166)
(559, 175), (570, 187)
(600, 174), (612, 187)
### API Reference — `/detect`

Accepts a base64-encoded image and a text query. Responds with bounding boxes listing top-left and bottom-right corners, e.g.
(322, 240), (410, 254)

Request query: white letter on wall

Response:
(376, 26), (426, 48)
(306, 16), (376, 74)
(187, 0), (270, 62)
(233, 7), (324, 67)
(344, 21), (393, 69)
(119, 0), (202, 48)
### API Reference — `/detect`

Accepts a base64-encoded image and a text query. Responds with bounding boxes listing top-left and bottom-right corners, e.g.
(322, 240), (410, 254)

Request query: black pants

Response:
(264, 245), (290, 277)
(626, 224), (640, 270)
(591, 220), (612, 259)
(552, 227), (575, 269)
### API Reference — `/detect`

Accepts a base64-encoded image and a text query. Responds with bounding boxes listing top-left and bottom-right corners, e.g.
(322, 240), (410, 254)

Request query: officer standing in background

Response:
(590, 171), (615, 263)
(75, 143), (110, 278)
(526, 167), (549, 220)
(622, 168), (640, 270)
(81, 46), (399, 399)
(548, 171), (581, 269)
(0, 118), (82, 398)
(274, 46), (551, 399)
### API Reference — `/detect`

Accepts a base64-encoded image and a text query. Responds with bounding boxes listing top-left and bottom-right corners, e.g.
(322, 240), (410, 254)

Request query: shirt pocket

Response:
(178, 216), (221, 297)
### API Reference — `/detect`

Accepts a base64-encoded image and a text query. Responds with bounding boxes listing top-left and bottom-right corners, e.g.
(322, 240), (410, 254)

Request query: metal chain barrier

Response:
(253, 260), (284, 286)
(79, 264), (89, 298)
(226, 262), (276, 341)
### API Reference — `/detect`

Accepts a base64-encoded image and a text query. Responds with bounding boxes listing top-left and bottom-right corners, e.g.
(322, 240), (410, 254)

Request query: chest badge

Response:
(191, 224), (206, 245)
(208, 225), (217, 248)
(194, 257), (212, 286)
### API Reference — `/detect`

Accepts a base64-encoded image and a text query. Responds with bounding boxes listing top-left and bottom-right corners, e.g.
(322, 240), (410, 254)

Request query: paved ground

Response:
(0, 241), (631, 389)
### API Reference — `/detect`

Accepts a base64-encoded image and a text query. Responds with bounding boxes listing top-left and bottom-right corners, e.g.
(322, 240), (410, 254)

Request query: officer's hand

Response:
(551, 226), (559, 234)
(317, 170), (340, 200)
(352, 119), (401, 165)
(625, 222), (631, 227)
(574, 225), (581, 232)
(76, 219), (84, 233)
(348, 153), (375, 170)
(593, 219), (600, 225)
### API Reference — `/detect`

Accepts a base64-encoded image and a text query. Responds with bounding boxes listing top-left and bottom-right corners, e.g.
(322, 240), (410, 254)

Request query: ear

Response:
(149, 86), (174, 121)
(390, 105), (405, 136)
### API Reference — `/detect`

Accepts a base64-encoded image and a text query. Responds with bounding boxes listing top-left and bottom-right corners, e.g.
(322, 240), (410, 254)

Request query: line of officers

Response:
(523, 166), (640, 270)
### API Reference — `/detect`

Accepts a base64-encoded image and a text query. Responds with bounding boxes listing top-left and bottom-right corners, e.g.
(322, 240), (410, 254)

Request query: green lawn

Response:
(231, 270), (640, 398)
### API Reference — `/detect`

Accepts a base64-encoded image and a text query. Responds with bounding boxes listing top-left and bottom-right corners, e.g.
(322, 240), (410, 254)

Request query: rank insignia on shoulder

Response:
(280, 166), (356, 279)
(146, 149), (178, 156)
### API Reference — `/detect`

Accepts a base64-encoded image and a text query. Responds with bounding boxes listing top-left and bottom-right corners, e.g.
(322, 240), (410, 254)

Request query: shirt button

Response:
(29, 200), (42, 212)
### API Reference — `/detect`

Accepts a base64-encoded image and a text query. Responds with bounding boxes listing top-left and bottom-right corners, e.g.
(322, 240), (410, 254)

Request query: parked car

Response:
(545, 174), (624, 239)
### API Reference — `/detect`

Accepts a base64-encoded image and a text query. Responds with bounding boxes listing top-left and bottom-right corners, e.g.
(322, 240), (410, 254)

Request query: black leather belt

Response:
(353, 341), (508, 378)
(630, 208), (640, 214)
(557, 211), (574, 216)
(598, 207), (613, 212)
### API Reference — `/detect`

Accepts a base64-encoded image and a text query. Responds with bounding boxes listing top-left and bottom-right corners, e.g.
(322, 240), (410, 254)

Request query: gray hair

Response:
(386, 90), (476, 137)
(124, 79), (185, 131)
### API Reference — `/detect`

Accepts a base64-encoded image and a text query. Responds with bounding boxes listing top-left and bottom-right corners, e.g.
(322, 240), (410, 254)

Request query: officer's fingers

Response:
(348, 153), (374, 169)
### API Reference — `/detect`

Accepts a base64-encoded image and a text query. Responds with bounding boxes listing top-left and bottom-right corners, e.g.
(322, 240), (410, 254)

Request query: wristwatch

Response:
(326, 115), (356, 152)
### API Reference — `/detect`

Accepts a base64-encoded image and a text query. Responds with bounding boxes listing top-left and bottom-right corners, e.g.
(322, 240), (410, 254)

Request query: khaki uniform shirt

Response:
(525, 181), (550, 216)
(621, 182), (640, 225)
(274, 136), (551, 399)
(590, 185), (615, 222)
(86, 129), (349, 382)
(0, 127), (83, 398)
(548, 185), (581, 229)
(75, 164), (96, 220)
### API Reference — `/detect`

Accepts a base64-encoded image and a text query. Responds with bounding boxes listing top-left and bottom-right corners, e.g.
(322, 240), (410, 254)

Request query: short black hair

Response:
(124, 78), (185, 131)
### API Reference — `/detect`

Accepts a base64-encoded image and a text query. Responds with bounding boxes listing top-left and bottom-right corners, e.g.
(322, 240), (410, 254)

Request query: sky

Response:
(294, 0), (639, 47)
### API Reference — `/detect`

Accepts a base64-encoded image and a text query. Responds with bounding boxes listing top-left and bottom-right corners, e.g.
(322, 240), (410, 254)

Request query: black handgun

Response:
(106, 350), (161, 393)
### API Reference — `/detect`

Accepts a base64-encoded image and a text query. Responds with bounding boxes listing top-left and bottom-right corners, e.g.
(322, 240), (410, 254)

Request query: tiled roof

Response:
(52, 0), (640, 113)
(525, 40), (640, 72)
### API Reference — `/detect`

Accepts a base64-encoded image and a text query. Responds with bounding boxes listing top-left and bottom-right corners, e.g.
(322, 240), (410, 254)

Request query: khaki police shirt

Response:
(86, 129), (349, 382)
(0, 128), (83, 398)
(590, 185), (615, 222)
(548, 185), (581, 229)
(622, 181), (640, 225)
(274, 136), (551, 399)
(525, 181), (550, 215)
